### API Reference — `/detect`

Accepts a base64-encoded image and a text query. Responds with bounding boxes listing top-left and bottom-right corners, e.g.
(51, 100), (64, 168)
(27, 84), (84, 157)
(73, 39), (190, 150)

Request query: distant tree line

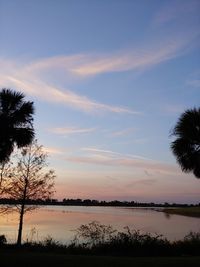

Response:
(0, 197), (199, 207)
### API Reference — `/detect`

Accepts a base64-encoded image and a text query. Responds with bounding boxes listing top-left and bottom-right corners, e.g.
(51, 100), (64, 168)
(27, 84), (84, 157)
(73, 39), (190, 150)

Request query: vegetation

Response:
(171, 107), (200, 178)
(0, 235), (7, 246)
(0, 197), (199, 209)
(73, 221), (117, 247)
(68, 222), (200, 257)
(1, 140), (56, 246)
(0, 89), (35, 165)
(0, 222), (200, 259)
(163, 207), (200, 218)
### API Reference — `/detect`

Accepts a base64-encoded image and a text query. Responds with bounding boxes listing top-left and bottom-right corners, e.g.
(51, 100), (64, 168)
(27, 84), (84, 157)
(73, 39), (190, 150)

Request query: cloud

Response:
(50, 126), (96, 135)
(24, 31), (198, 80)
(67, 156), (178, 175)
(163, 104), (185, 115)
(186, 71), (200, 89)
(70, 38), (193, 76)
(187, 79), (200, 88)
(43, 146), (64, 155)
(0, 73), (136, 114)
(133, 138), (148, 144)
(81, 147), (151, 161)
(154, 0), (200, 26)
(110, 128), (136, 137)
(0, 28), (198, 114)
(68, 148), (179, 175)
(126, 179), (157, 187)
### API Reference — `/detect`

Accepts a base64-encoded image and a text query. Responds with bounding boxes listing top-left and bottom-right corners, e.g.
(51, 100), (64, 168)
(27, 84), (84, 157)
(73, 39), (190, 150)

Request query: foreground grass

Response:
(0, 249), (200, 267)
(163, 207), (200, 218)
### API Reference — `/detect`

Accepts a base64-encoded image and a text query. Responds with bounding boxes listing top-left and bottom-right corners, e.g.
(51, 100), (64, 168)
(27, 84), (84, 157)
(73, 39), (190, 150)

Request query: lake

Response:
(0, 205), (200, 244)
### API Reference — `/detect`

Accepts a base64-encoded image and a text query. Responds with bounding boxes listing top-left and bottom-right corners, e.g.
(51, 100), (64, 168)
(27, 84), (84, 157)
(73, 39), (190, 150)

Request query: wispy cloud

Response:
(126, 179), (157, 188)
(163, 104), (185, 115)
(50, 126), (96, 135)
(70, 38), (193, 76)
(43, 146), (64, 155)
(68, 156), (179, 175)
(154, 0), (200, 26)
(0, 72), (136, 114)
(187, 79), (200, 88)
(0, 27), (198, 114)
(81, 147), (151, 161)
(186, 70), (200, 89)
(110, 128), (136, 137)
(69, 147), (179, 175)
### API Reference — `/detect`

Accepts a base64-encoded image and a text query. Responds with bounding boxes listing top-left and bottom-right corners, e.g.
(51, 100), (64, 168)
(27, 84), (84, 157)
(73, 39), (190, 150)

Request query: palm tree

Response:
(171, 107), (200, 178)
(0, 89), (35, 163)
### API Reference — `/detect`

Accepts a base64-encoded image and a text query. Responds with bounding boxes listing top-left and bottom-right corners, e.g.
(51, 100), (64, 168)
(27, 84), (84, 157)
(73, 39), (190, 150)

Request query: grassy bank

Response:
(0, 250), (200, 267)
(163, 207), (200, 218)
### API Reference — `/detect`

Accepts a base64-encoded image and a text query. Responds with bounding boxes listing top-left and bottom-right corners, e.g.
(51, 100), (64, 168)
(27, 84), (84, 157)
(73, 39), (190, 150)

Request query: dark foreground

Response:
(0, 250), (200, 267)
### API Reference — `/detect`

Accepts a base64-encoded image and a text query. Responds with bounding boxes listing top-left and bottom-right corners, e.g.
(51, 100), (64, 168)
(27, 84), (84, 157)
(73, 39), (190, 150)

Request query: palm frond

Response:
(171, 107), (200, 179)
(0, 88), (35, 162)
(13, 127), (35, 147)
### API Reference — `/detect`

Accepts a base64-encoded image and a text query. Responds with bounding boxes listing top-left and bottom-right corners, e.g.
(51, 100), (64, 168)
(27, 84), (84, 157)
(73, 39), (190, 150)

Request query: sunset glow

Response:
(0, 0), (200, 203)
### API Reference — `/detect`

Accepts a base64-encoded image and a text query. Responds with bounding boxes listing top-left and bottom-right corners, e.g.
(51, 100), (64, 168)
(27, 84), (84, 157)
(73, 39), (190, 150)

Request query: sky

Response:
(0, 0), (200, 203)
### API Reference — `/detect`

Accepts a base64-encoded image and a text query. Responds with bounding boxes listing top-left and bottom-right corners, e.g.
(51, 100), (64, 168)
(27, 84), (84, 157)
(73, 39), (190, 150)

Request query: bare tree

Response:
(0, 160), (14, 198)
(3, 140), (56, 246)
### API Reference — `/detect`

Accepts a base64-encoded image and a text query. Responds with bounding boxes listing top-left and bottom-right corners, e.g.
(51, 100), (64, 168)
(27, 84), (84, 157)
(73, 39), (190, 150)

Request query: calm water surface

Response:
(0, 206), (200, 243)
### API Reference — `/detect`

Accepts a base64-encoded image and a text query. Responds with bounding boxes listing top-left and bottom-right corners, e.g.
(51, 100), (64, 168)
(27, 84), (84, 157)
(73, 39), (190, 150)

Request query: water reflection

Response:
(0, 206), (199, 243)
(164, 211), (171, 219)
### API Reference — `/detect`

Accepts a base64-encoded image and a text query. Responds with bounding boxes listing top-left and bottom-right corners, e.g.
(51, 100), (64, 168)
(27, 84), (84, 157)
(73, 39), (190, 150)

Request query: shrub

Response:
(0, 235), (7, 246)
(173, 232), (200, 256)
(73, 221), (116, 247)
(72, 222), (172, 256)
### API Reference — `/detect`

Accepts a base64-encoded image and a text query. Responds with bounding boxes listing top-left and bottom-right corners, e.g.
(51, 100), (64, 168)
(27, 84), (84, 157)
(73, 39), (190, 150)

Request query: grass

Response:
(0, 249), (200, 267)
(163, 207), (200, 218)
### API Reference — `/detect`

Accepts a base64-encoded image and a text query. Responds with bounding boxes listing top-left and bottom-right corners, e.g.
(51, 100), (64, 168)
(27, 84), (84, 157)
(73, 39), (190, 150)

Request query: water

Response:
(0, 205), (199, 244)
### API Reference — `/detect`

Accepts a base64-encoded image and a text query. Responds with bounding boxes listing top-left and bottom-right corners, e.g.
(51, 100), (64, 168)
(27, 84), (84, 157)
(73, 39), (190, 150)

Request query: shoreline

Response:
(162, 207), (200, 218)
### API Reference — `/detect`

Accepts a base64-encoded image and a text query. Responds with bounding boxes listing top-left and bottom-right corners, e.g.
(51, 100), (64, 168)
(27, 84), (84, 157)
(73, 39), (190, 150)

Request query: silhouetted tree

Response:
(0, 89), (35, 163)
(0, 161), (12, 193)
(3, 140), (56, 246)
(171, 107), (200, 178)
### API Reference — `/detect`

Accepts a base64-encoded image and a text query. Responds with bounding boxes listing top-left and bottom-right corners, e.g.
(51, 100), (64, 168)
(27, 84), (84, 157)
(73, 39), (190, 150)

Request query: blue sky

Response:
(0, 0), (200, 203)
